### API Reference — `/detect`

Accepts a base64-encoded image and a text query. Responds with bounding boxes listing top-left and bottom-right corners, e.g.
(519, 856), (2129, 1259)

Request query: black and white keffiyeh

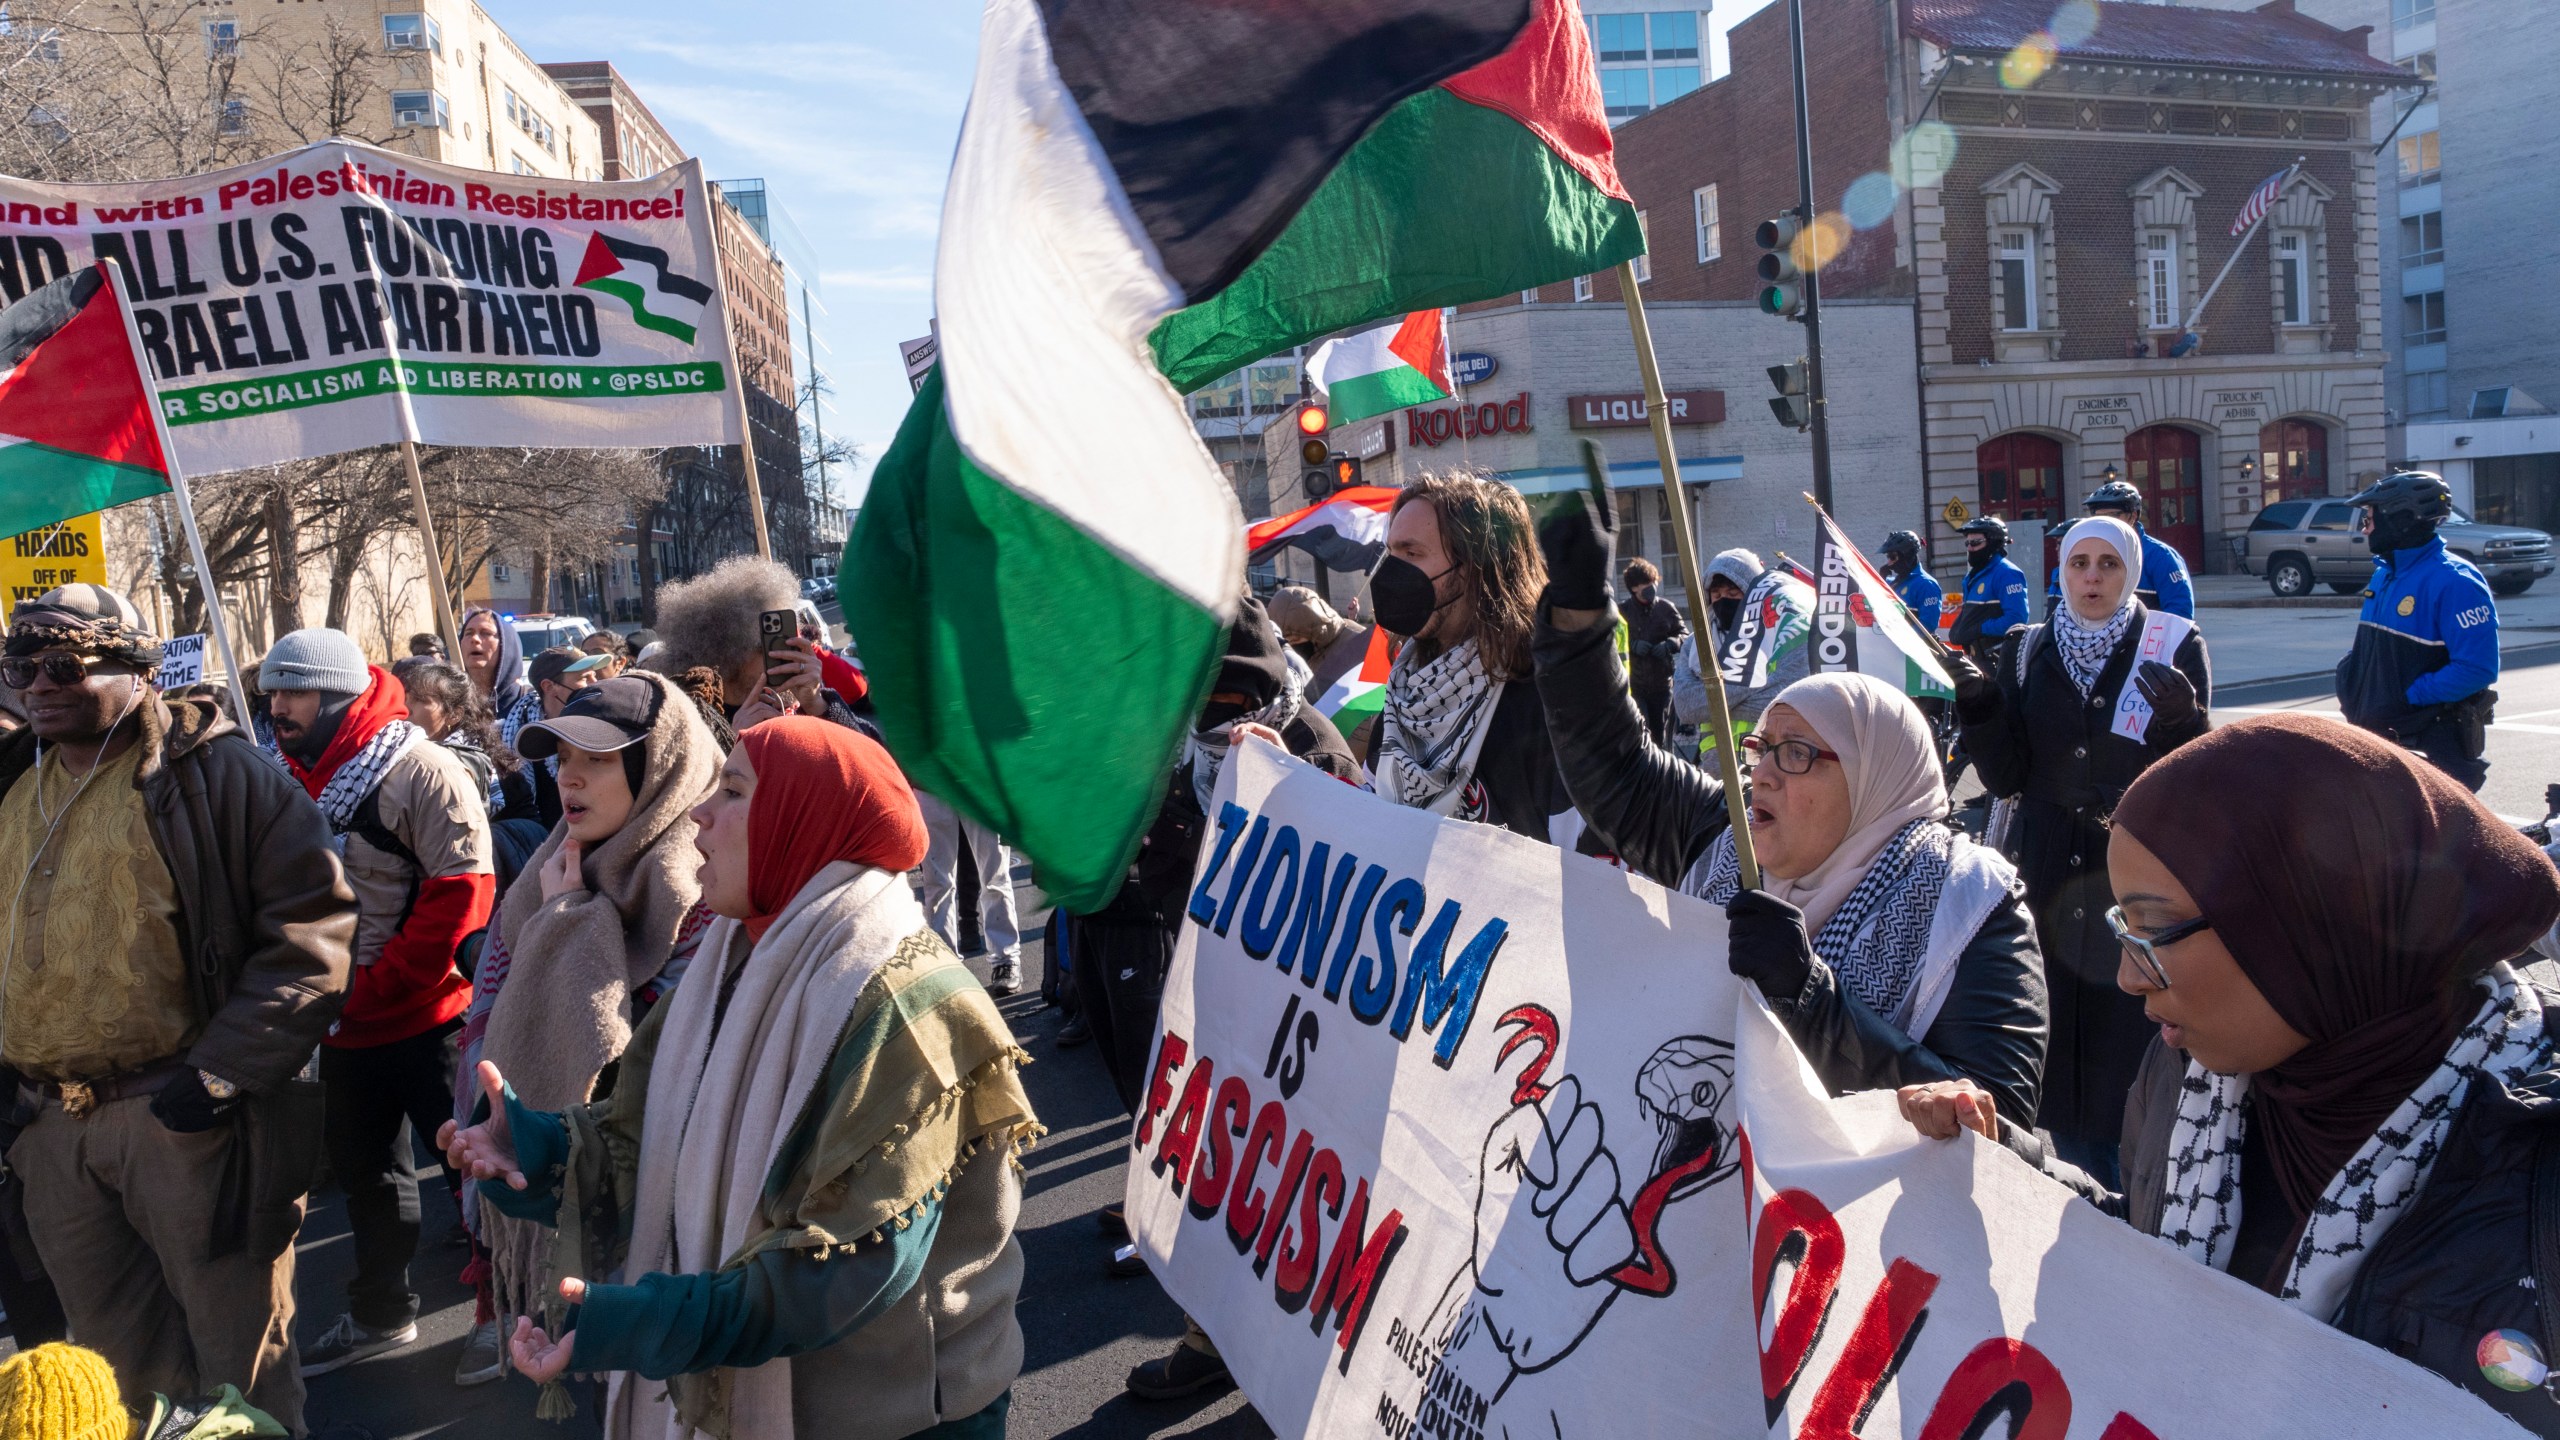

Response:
(1181, 679), (1305, 812)
(270, 718), (424, 838)
(1691, 818), (1955, 1027)
(2049, 602), (2136, 697)
(1375, 637), (1501, 816)
(2158, 962), (2550, 1320)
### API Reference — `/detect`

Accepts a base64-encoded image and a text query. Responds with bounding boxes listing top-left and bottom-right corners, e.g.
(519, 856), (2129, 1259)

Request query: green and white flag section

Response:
(848, 0), (1640, 908)
(1807, 500), (1956, 701)
(1307, 311), (1450, 424)
(0, 266), (168, 536)
(0, 138), (740, 476)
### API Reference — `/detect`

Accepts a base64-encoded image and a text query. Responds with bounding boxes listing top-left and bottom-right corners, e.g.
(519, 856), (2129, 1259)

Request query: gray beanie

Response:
(258, 627), (369, 695)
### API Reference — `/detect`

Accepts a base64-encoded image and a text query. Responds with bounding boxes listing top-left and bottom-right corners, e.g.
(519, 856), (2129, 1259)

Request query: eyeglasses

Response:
(2106, 905), (2211, 989)
(0, 652), (108, 690)
(1738, 735), (1840, 775)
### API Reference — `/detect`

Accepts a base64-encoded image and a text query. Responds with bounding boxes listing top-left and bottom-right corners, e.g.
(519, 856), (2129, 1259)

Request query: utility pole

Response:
(1784, 0), (1835, 512)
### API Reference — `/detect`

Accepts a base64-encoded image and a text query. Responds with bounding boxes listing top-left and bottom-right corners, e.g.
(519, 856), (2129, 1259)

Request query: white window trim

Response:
(1573, 274), (1594, 303)
(2143, 230), (2181, 329)
(1520, 287), (1540, 304)
(1695, 183), (1721, 263)
(2274, 230), (2311, 326)
(1632, 210), (1651, 284)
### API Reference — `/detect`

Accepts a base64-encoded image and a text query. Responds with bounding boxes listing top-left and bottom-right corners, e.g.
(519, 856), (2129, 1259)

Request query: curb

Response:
(2199, 596), (2363, 611)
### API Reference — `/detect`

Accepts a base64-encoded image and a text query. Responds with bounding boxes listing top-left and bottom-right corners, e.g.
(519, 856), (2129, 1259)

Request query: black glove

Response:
(1537, 439), (1618, 612)
(150, 1069), (237, 1134)
(2133, 661), (2199, 731)
(1943, 651), (1998, 710)
(1726, 888), (1818, 1006)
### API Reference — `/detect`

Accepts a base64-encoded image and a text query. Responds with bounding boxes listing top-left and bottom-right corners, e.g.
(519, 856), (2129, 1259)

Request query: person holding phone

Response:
(647, 559), (872, 737)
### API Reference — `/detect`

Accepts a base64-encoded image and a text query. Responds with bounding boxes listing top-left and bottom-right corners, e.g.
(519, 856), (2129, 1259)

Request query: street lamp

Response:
(2103, 463), (2121, 484)
(2239, 455), (2258, 484)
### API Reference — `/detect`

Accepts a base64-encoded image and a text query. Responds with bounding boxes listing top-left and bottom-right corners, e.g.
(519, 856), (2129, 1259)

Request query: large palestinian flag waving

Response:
(0, 265), (170, 538)
(1247, 486), (1398, 574)
(844, 0), (1642, 909)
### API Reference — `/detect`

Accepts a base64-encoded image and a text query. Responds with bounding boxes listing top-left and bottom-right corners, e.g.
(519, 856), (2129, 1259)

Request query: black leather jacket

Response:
(2009, 979), (2560, 1435)
(1532, 600), (2049, 1128)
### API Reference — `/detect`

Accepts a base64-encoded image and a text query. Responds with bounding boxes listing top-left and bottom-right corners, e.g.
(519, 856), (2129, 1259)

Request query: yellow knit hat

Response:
(0, 1344), (129, 1440)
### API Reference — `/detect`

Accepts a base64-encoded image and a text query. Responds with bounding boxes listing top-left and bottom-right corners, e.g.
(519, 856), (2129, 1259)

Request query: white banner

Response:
(0, 139), (741, 475)
(1133, 743), (2520, 1438)
(156, 632), (206, 689)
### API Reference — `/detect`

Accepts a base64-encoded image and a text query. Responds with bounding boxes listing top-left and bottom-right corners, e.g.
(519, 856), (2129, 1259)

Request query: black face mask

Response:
(1370, 555), (1455, 639)
(1711, 596), (1742, 632)
(1966, 542), (2000, 572)
(2366, 510), (2435, 556)
(1631, 585), (1655, 606)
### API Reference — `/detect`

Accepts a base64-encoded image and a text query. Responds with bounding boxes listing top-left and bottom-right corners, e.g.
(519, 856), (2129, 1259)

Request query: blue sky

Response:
(500, 0), (1774, 509)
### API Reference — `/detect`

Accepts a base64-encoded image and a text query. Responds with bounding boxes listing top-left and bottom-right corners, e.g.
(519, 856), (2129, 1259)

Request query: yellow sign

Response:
(1941, 497), (1973, 528)
(0, 512), (107, 616)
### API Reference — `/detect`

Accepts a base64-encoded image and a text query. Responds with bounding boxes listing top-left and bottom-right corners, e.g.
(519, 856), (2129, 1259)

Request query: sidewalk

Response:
(2183, 573), (2560, 688)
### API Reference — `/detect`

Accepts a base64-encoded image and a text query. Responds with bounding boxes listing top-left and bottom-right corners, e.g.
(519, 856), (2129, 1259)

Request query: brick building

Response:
(1584, 0), (2412, 578)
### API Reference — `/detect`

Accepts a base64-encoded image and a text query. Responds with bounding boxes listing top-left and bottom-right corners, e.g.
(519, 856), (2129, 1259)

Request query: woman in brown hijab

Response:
(1899, 713), (2560, 1431)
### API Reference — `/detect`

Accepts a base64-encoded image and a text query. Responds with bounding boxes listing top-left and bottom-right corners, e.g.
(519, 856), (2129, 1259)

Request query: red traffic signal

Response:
(1296, 402), (1331, 435)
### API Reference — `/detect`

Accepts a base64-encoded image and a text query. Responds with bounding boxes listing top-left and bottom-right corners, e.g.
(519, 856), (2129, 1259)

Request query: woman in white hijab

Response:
(1950, 514), (2211, 1181)
(1537, 540), (2051, 1124)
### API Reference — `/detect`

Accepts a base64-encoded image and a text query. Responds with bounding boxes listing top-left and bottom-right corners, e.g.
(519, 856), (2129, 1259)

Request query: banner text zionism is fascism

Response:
(0, 138), (744, 474)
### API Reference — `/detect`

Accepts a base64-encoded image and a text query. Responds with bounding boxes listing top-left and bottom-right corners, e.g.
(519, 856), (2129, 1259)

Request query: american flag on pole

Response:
(2231, 167), (2289, 236)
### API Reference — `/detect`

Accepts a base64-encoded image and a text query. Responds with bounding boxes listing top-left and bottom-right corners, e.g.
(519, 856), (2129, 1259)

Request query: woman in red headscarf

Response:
(439, 718), (1038, 1440)
(1899, 713), (2560, 1432)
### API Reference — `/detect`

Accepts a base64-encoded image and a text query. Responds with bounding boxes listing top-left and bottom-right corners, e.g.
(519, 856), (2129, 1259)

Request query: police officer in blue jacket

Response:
(1880, 529), (1944, 627)
(1951, 516), (2030, 657)
(2044, 480), (2194, 618)
(2336, 470), (2499, 791)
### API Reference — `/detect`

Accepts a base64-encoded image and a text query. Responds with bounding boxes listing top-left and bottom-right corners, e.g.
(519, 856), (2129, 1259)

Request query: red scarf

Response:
(736, 717), (928, 941)
(279, 665), (408, 797)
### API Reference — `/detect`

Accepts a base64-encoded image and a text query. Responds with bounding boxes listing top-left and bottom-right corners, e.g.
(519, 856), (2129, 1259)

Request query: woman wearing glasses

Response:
(1533, 476), (2048, 1129)
(1901, 714), (2560, 1431)
(1948, 514), (2212, 1183)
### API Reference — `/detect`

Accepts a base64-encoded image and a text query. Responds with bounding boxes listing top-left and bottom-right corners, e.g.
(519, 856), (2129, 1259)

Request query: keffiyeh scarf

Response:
(268, 719), (424, 838)
(1182, 678), (1305, 812)
(1692, 818), (1956, 1028)
(1375, 637), (1501, 817)
(2049, 602), (2136, 697)
(2158, 962), (2549, 1320)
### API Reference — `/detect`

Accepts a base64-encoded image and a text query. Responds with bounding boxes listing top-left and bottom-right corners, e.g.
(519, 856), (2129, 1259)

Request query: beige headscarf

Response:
(1757, 672), (1949, 932)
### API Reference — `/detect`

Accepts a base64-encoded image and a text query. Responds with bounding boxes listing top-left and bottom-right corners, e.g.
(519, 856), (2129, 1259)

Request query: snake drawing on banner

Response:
(1401, 1003), (1740, 1436)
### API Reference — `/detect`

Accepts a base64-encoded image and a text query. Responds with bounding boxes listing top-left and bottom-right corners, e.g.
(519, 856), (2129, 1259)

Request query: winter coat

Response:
(0, 695), (353, 1094)
(1623, 593), (1687, 694)
(1534, 601), (2050, 1129)
(2011, 982), (2560, 1436)
(1957, 604), (2211, 1156)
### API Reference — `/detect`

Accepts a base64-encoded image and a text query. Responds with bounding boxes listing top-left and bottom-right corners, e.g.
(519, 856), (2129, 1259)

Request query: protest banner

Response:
(0, 138), (743, 476)
(1133, 742), (2524, 1438)
(0, 510), (105, 614)
(155, 632), (207, 689)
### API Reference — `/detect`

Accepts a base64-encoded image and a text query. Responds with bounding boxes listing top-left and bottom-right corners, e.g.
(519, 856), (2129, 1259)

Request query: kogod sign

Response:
(1568, 390), (1724, 429)
(1407, 392), (1532, 448)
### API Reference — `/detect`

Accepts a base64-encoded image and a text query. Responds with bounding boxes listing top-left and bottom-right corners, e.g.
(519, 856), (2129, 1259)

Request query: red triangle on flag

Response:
(0, 272), (165, 477)
(1354, 621), (1392, 684)
(572, 231), (625, 288)
(1386, 309), (1453, 398)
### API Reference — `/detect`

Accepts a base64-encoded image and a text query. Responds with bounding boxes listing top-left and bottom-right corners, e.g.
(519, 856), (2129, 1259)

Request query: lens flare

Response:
(2001, 32), (2057, 89)
(1843, 172), (1899, 230)
(1891, 119), (1958, 190)
(2049, 0), (2099, 47)
(1790, 212), (1854, 271)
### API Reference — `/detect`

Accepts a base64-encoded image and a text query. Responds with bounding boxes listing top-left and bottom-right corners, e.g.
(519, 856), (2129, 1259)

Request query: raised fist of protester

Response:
(1726, 888), (1818, 1005)
(2133, 660), (2198, 730)
(1468, 1073), (1637, 1373)
(1537, 440), (1620, 614)
(508, 1278), (583, 1384)
(150, 1069), (239, 1133)
(1898, 1078), (2000, 1143)
(435, 1060), (525, 1191)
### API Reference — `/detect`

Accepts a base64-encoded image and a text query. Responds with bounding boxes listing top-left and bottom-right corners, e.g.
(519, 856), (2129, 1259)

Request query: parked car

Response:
(511, 613), (597, 653)
(2239, 498), (2554, 598)
(801, 575), (836, 603)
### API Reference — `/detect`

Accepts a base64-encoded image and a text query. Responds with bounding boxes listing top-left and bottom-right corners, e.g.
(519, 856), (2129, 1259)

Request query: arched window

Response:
(2258, 418), (2329, 504)
(2124, 424), (2204, 564)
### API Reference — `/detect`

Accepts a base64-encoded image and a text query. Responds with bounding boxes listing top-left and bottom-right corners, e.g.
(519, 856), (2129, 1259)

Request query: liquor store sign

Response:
(1568, 389), (1724, 429)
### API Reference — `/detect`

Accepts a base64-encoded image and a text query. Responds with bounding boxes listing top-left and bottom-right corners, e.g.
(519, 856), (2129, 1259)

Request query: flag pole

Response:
(2179, 156), (2306, 339)
(1615, 260), (1759, 889)
(399, 440), (462, 662)
(704, 179), (775, 561)
(100, 258), (253, 727)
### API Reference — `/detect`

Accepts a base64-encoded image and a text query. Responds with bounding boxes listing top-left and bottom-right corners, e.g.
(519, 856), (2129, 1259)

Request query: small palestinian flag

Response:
(573, 232), (712, 345)
(1307, 312), (1451, 424)
(0, 265), (170, 538)
(1247, 486), (1398, 574)
(845, 0), (1637, 909)
(1316, 624), (1393, 741)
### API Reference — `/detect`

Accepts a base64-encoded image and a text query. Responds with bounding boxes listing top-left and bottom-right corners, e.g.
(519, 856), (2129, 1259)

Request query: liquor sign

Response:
(1568, 390), (1723, 429)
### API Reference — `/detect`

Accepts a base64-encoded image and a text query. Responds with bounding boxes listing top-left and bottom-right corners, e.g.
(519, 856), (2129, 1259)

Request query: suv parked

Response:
(2240, 498), (2554, 598)
(511, 614), (597, 653)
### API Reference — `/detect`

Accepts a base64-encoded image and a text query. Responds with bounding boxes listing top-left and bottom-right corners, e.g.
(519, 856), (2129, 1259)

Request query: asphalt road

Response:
(276, 921), (1263, 1440)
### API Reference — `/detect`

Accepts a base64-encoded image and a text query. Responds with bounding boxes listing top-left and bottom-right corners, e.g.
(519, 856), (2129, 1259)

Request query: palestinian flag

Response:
(573, 232), (712, 344)
(848, 0), (1632, 909)
(1247, 486), (1398, 574)
(1807, 502), (1955, 701)
(1149, 0), (1644, 392)
(1307, 312), (1451, 424)
(1316, 625), (1393, 741)
(0, 265), (170, 538)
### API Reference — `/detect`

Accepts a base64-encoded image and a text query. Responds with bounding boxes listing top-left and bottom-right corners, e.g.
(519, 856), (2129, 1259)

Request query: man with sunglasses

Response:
(0, 585), (355, 1432)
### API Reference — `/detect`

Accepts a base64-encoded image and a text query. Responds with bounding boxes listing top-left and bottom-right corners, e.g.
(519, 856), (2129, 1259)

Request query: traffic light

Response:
(1302, 451), (1360, 501)
(1767, 359), (1811, 431)
(1755, 215), (1806, 321)
(1296, 402), (1330, 436)
(1332, 453), (1362, 491)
